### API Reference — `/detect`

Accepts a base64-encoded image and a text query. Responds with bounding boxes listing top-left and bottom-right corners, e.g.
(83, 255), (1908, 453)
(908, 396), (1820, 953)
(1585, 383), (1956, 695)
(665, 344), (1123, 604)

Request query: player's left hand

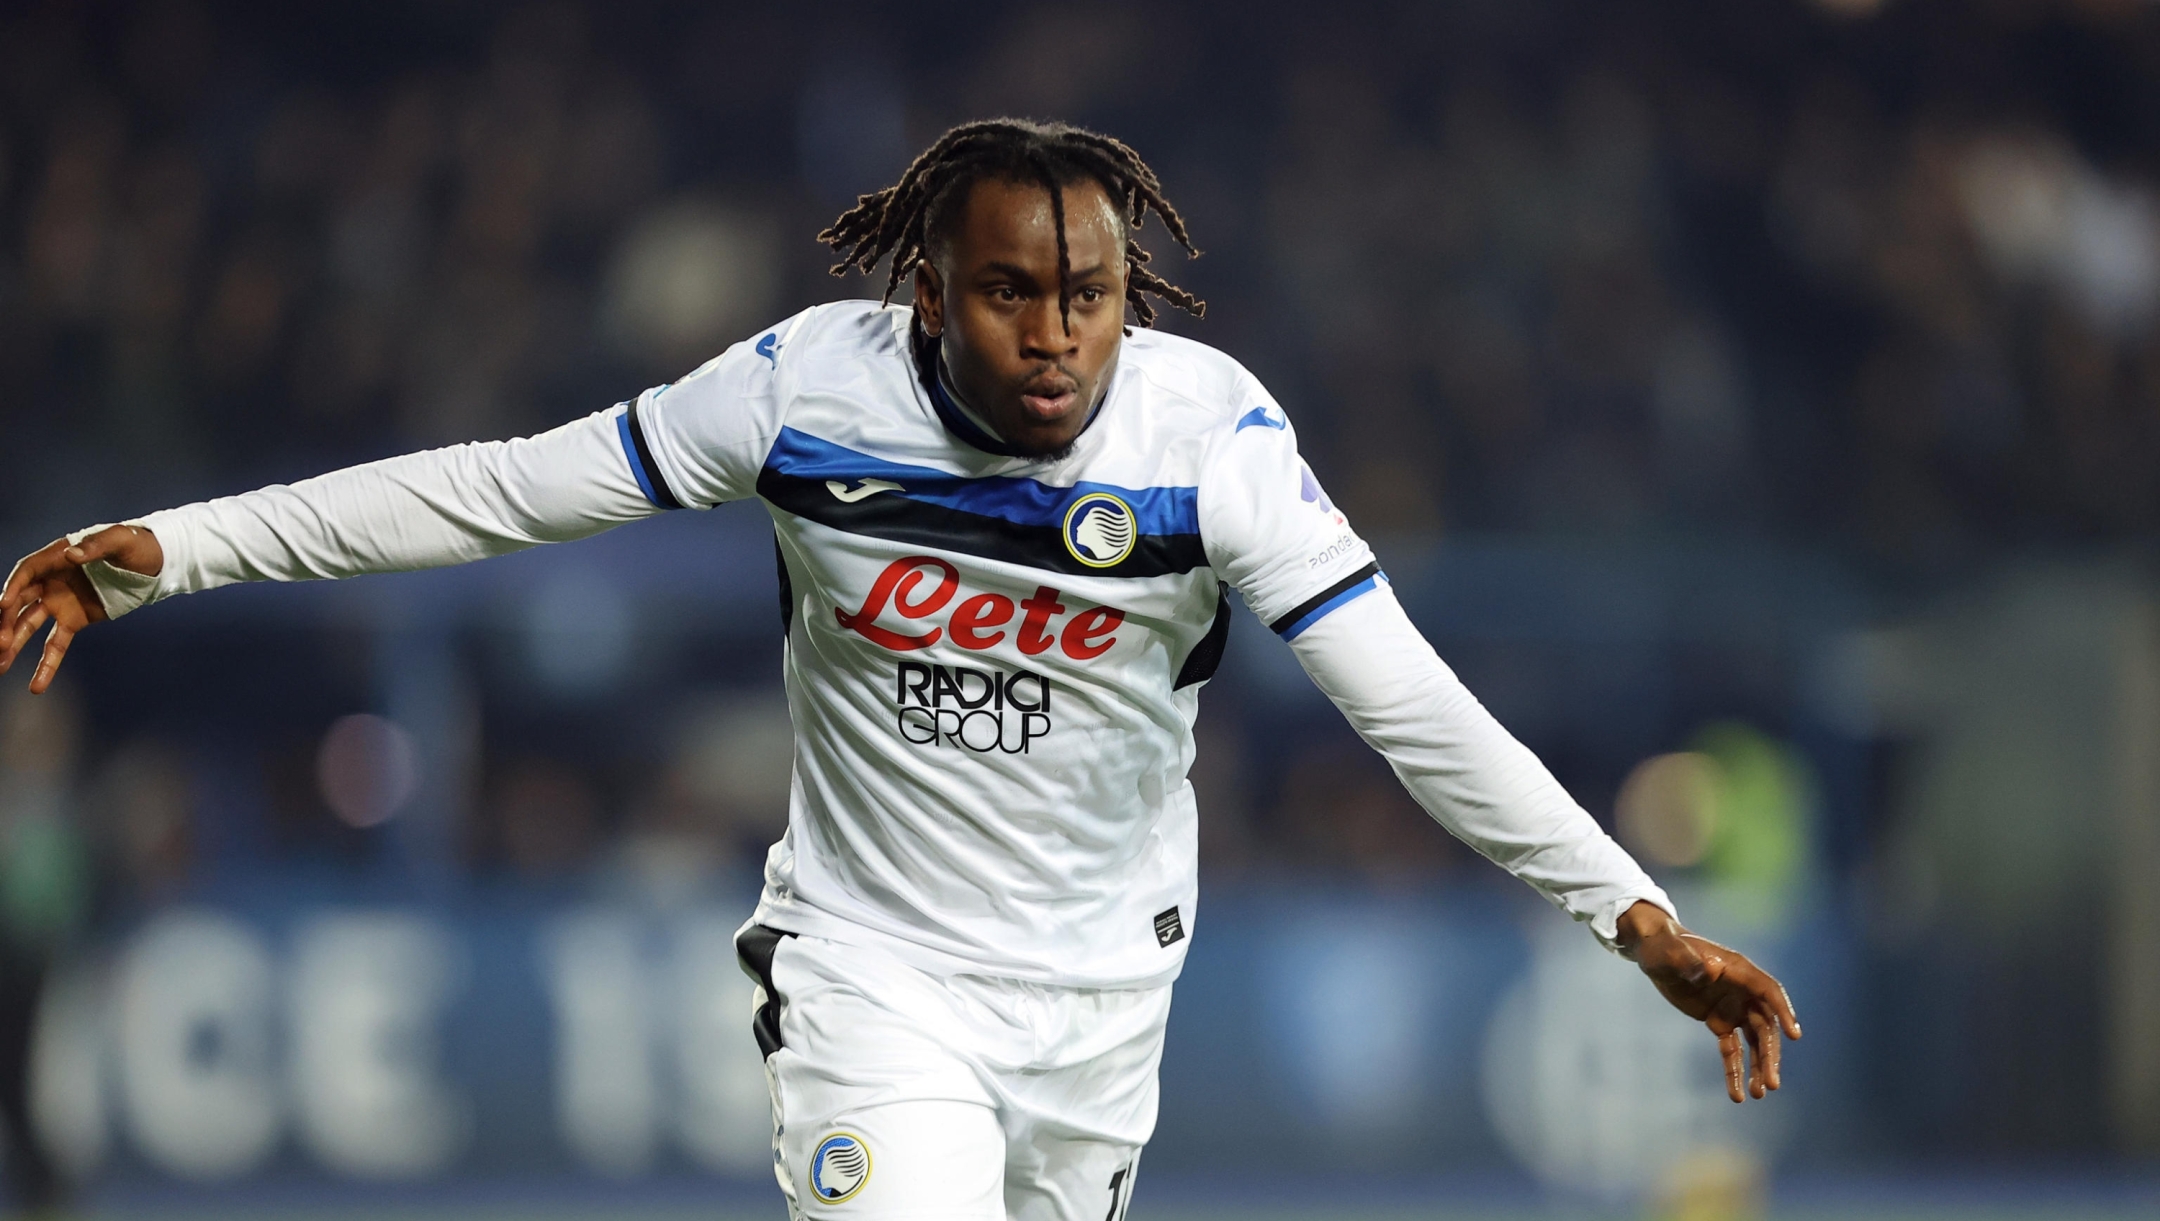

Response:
(1614, 899), (1801, 1104)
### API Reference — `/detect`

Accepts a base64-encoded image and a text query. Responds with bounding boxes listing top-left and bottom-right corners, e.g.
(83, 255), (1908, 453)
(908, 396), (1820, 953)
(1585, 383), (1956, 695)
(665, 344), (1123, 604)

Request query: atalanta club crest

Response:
(1062, 492), (1137, 568)
(811, 1132), (871, 1204)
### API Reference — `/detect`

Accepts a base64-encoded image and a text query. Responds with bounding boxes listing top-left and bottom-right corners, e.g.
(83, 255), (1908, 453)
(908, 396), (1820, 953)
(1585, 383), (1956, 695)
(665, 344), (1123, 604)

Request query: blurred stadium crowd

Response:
(2, 0), (2160, 1206)
(0, 0), (2150, 864)
(6, 2), (2160, 561)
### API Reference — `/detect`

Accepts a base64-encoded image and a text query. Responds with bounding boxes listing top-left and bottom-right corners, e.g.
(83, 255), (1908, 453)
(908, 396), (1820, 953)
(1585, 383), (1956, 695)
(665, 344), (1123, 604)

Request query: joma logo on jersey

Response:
(836, 556), (1126, 660)
(895, 662), (1053, 753)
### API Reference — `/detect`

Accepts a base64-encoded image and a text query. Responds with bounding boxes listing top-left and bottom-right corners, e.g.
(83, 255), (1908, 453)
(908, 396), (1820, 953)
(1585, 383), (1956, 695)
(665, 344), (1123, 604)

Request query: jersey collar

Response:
(925, 353), (1110, 461)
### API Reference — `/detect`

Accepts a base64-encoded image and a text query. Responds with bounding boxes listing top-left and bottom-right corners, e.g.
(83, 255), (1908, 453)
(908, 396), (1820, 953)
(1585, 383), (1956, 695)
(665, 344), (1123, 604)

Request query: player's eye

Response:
(1076, 286), (1108, 304)
(990, 286), (1021, 303)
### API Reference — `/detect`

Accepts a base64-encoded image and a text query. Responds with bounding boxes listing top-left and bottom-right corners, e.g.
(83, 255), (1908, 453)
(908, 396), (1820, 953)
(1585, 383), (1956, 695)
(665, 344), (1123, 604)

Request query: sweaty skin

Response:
(913, 177), (1131, 459)
(1615, 899), (1802, 1103)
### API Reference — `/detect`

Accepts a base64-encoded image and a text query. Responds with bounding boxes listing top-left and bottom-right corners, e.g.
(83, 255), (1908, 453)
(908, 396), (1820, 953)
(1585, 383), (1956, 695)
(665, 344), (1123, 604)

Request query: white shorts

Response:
(736, 925), (1169, 1221)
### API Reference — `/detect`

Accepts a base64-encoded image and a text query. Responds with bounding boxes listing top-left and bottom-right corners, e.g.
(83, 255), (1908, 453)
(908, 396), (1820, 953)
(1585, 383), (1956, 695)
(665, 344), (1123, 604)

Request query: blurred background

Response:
(2, 0), (2159, 1217)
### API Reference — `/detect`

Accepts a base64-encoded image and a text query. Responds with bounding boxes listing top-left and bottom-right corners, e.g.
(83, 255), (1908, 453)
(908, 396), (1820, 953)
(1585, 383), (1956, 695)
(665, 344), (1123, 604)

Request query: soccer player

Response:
(2, 120), (1798, 1219)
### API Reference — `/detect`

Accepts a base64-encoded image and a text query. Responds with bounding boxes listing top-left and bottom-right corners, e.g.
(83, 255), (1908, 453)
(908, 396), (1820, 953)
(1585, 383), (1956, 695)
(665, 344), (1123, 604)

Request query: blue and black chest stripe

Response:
(749, 428), (1208, 579)
(621, 410), (1233, 685)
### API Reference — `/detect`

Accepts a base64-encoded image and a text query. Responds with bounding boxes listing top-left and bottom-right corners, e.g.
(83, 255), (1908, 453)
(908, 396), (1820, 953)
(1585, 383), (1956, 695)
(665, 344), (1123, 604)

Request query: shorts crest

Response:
(811, 1131), (872, 1204)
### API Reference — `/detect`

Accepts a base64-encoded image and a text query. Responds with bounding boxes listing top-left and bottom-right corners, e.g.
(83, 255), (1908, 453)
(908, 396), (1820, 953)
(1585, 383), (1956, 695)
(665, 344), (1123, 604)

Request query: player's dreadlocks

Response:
(820, 119), (1206, 353)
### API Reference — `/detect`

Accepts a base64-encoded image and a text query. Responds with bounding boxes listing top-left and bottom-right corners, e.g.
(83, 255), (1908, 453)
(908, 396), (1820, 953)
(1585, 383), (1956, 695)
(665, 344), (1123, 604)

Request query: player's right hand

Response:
(0, 525), (163, 694)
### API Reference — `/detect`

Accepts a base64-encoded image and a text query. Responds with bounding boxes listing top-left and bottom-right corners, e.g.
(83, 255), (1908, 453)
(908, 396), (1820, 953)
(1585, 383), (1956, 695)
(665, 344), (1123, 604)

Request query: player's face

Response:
(918, 177), (1128, 458)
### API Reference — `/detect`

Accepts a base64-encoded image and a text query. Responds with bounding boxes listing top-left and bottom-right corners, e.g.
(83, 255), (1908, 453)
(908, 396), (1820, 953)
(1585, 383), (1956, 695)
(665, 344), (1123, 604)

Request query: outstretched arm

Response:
(2, 299), (804, 693)
(1288, 585), (1800, 1102)
(1195, 370), (1800, 1103)
(127, 406), (654, 597)
(1287, 585), (1669, 943)
(3, 405), (657, 690)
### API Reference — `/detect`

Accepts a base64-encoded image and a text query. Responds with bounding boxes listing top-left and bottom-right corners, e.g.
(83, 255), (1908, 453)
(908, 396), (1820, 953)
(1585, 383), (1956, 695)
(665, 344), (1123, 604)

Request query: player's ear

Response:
(914, 260), (945, 338)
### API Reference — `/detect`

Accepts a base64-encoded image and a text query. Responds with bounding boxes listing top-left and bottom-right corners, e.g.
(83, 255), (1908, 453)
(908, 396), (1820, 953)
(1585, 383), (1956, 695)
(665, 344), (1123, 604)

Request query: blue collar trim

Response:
(925, 356), (1107, 460)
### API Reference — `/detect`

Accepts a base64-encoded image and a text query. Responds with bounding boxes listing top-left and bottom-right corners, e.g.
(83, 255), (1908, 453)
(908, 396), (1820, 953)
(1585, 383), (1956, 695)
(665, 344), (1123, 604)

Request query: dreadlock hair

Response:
(819, 118), (1206, 368)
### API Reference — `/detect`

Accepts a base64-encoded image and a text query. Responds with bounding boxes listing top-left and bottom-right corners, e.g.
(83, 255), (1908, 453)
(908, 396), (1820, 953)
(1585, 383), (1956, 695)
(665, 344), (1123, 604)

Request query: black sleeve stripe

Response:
(624, 399), (685, 510)
(1268, 560), (1381, 636)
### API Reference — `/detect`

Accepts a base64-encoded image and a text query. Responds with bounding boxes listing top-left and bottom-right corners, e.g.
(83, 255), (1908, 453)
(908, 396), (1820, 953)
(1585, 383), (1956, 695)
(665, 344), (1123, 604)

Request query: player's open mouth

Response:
(1020, 389), (1077, 419)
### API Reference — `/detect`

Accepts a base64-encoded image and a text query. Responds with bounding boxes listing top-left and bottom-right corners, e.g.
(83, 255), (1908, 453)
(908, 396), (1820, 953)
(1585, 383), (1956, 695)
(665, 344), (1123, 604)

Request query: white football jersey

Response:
(626, 301), (1381, 988)
(93, 298), (1671, 994)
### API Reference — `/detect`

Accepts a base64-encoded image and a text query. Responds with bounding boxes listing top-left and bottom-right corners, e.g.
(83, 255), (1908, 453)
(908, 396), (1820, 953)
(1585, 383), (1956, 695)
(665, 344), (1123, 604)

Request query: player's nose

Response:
(1017, 297), (1079, 358)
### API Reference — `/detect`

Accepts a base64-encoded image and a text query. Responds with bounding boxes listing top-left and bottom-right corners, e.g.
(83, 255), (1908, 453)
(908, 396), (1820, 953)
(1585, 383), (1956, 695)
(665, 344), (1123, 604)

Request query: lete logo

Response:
(835, 556), (1125, 659)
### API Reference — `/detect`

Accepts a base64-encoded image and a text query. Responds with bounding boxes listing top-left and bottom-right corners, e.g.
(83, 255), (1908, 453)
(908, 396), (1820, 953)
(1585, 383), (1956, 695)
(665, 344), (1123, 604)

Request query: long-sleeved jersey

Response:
(86, 301), (1670, 988)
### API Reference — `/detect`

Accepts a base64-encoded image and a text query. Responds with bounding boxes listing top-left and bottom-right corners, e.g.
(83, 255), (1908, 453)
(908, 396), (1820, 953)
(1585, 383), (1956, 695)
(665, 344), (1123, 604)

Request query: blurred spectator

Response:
(668, 691), (795, 859)
(601, 691), (793, 907)
(0, 686), (92, 1214)
(1273, 738), (1470, 884)
(1, 0), (2158, 1183)
(1189, 714), (1258, 878)
(474, 756), (603, 883)
(604, 769), (731, 910)
(600, 198), (782, 377)
(3, 0), (2159, 552)
(89, 739), (196, 912)
(1615, 721), (1819, 930)
(4, 0), (2159, 958)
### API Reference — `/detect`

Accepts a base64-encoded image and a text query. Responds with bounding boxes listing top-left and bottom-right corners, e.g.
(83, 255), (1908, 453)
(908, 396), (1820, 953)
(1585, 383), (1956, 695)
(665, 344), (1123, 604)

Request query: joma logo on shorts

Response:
(895, 662), (1053, 754)
(836, 556), (1125, 659)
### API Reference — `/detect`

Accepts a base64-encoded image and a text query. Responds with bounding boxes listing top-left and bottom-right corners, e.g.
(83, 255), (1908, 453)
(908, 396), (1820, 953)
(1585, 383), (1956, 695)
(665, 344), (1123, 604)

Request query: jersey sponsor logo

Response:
(835, 556), (1125, 659)
(810, 1132), (870, 1203)
(825, 477), (903, 502)
(1063, 492), (1138, 567)
(896, 661), (1053, 753)
(1307, 531), (1360, 571)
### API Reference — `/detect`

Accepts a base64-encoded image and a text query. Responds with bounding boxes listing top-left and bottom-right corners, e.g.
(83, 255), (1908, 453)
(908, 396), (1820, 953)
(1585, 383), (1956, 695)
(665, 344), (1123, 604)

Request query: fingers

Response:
(1764, 976), (1802, 1040)
(3, 542), (71, 643)
(0, 544), (109, 687)
(29, 622), (74, 695)
(0, 558), (35, 645)
(1727, 954), (1804, 1042)
(1719, 1027), (1745, 1104)
(1743, 1006), (1780, 1099)
(1, 598), (48, 673)
(1687, 948), (1797, 1104)
(1754, 1007), (1783, 1094)
(10, 601), (50, 652)
(1652, 939), (1800, 1104)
